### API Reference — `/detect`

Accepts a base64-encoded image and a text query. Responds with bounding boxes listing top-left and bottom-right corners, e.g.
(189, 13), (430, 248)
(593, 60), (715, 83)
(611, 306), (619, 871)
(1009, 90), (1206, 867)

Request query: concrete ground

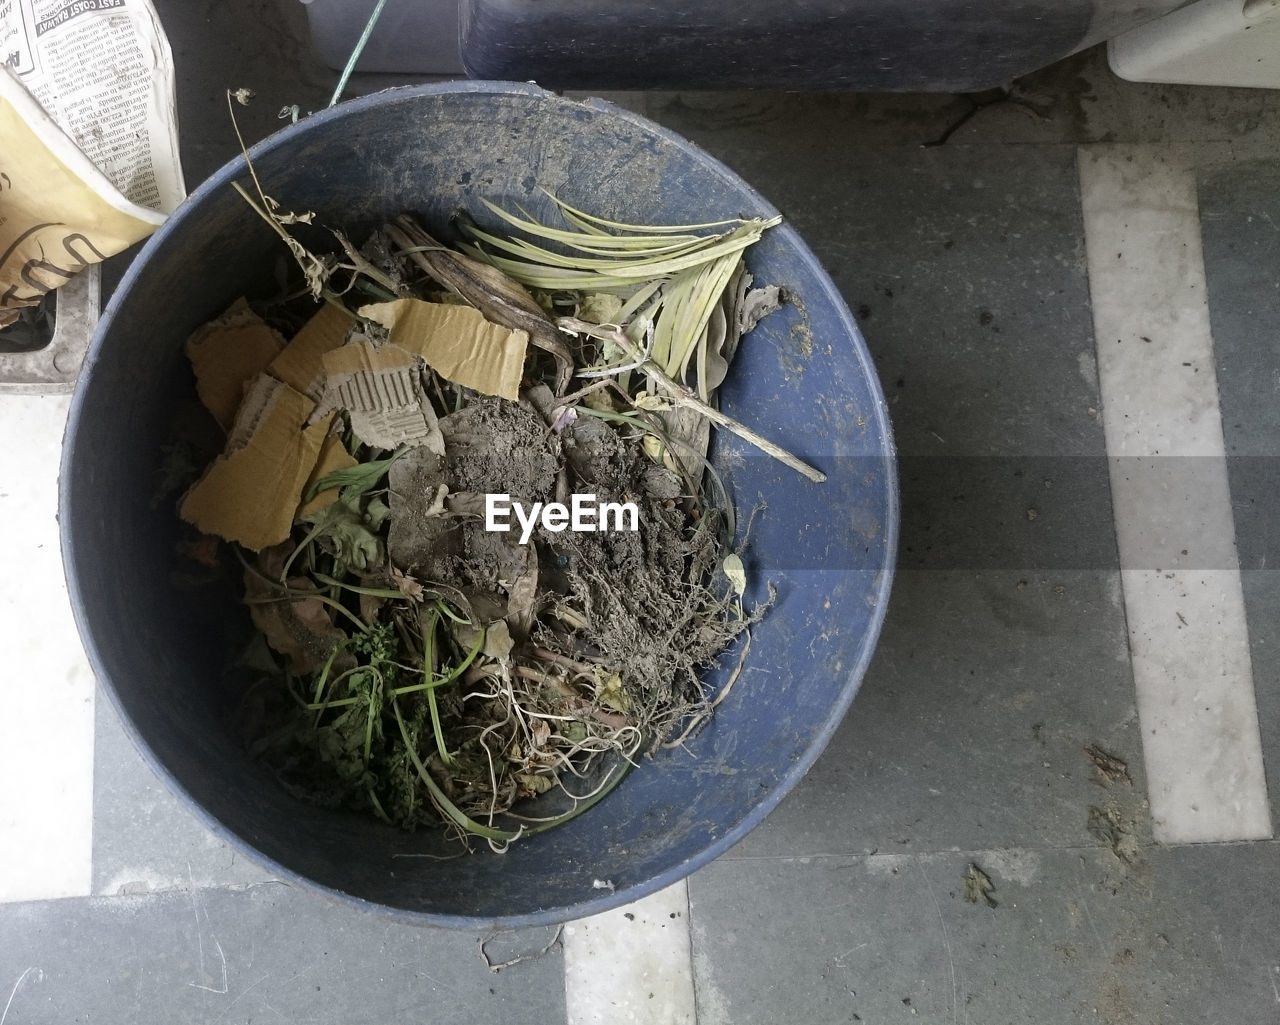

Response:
(3, 2), (1280, 1022)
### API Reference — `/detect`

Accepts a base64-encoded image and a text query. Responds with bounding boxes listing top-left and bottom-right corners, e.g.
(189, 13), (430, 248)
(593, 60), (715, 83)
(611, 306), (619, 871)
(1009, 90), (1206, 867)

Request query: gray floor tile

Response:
(0, 883), (564, 1025)
(1200, 156), (1280, 835)
(626, 134), (1103, 461)
(730, 569), (1146, 857)
(623, 108), (1134, 857)
(690, 843), (1280, 1025)
(1201, 159), (1280, 464)
(1238, 570), (1280, 841)
(92, 690), (274, 895)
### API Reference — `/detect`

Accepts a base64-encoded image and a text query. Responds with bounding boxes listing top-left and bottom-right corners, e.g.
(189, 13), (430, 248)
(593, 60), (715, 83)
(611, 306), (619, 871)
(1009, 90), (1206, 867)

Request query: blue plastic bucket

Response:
(60, 82), (897, 928)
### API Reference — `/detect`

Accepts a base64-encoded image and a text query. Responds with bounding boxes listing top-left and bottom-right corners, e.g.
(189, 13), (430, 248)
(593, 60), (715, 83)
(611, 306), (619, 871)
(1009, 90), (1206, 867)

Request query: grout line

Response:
(714, 837), (1280, 864)
(1078, 143), (1273, 844)
(0, 395), (96, 902)
(563, 879), (696, 1025)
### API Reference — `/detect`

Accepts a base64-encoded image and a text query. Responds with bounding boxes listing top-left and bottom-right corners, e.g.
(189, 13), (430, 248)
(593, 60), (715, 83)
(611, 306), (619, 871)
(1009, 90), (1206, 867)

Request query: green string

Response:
(328, 0), (390, 108)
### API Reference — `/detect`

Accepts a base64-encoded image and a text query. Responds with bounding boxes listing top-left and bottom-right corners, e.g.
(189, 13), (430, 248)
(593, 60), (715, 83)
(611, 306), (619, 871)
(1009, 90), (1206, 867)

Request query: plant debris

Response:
(1087, 804), (1140, 864)
(962, 863), (997, 907)
(1084, 745), (1132, 787)
(480, 925), (565, 972)
(167, 182), (803, 849)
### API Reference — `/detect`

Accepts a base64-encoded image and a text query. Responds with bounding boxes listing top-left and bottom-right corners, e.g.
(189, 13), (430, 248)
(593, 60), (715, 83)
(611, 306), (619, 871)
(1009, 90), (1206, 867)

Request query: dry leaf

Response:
(579, 292), (623, 325)
(596, 672), (630, 713)
(722, 553), (747, 599)
(736, 284), (783, 337)
(390, 565), (425, 602)
(641, 434), (680, 474)
(1084, 745), (1132, 786)
(700, 300), (731, 395)
(632, 392), (672, 412)
(506, 553), (539, 642)
(963, 864), (997, 907)
(244, 568), (347, 675)
(1088, 804), (1139, 864)
(483, 619), (514, 660)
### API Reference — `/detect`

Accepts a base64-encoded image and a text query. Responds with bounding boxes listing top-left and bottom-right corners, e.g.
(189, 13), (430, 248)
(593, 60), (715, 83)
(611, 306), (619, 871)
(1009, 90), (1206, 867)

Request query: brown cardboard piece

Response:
(179, 373), (332, 551)
(358, 299), (528, 402)
(319, 340), (445, 453)
(297, 433), (358, 519)
(268, 302), (353, 401)
(184, 298), (287, 430)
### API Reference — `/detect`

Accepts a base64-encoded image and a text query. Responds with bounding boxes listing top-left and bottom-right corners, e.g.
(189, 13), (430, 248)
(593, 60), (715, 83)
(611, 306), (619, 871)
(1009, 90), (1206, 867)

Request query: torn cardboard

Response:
(269, 302), (353, 401)
(185, 298), (287, 429)
(358, 299), (528, 402)
(297, 433), (359, 519)
(319, 340), (445, 452)
(179, 374), (331, 551)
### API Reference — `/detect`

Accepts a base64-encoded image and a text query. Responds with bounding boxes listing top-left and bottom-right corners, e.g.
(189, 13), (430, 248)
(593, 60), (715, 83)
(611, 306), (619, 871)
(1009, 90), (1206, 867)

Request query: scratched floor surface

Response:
(3, 2), (1280, 1022)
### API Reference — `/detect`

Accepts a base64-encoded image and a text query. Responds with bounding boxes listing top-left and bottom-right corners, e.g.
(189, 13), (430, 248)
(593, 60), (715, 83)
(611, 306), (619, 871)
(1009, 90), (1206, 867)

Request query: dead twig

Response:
(480, 925), (565, 973)
(558, 317), (826, 483)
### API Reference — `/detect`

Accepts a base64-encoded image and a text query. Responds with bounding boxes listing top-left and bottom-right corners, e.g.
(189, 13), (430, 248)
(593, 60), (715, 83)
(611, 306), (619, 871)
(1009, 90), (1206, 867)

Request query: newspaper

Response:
(2, 0), (184, 211)
(0, 0), (184, 327)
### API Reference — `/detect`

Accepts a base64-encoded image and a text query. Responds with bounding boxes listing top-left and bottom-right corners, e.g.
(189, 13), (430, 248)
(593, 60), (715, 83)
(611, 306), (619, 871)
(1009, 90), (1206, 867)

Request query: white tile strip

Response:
(564, 880), (696, 1025)
(1079, 145), (1273, 844)
(0, 395), (96, 900)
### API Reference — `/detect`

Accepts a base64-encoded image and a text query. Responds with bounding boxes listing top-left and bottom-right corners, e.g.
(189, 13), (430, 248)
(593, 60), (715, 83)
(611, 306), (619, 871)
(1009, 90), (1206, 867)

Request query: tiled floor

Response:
(3, 2), (1280, 1022)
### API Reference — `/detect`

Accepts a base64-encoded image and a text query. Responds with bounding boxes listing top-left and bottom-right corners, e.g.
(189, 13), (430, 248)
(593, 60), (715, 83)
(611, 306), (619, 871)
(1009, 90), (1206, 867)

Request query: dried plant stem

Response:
(480, 925), (564, 973)
(558, 317), (826, 483)
(385, 215), (575, 393)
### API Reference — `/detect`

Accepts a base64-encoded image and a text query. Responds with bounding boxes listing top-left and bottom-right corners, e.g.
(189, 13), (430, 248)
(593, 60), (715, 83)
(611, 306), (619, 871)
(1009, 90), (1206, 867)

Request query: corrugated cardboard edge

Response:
(298, 432), (358, 519)
(185, 298), (287, 429)
(179, 374), (332, 551)
(358, 299), (527, 401)
(269, 302), (353, 401)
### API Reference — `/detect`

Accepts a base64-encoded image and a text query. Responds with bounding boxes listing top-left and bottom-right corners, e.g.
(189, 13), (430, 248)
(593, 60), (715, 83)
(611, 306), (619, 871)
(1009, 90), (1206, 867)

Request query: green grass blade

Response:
(302, 448), (403, 504)
(585, 227), (764, 282)
(391, 697), (521, 842)
(420, 610), (454, 767)
(458, 247), (629, 290)
(464, 225), (771, 289)
(466, 226), (706, 272)
(557, 206), (614, 236)
(616, 279), (664, 325)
